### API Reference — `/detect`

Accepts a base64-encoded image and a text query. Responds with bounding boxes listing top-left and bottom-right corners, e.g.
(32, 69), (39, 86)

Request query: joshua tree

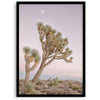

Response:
(31, 22), (73, 83)
(23, 47), (41, 88)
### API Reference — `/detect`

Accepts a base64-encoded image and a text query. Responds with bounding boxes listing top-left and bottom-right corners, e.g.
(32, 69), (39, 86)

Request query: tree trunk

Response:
(24, 62), (30, 93)
(32, 60), (45, 84)
(25, 72), (30, 86)
(24, 62), (30, 87)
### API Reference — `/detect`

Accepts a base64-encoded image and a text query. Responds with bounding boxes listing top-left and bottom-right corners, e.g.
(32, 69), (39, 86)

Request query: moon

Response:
(41, 10), (44, 14)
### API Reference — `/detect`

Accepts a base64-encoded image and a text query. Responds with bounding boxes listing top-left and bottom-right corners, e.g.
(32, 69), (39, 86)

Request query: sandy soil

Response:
(19, 79), (83, 95)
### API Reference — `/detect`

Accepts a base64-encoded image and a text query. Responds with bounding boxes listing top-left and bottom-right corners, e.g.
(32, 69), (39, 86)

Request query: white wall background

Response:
(0, 0), (100, 100)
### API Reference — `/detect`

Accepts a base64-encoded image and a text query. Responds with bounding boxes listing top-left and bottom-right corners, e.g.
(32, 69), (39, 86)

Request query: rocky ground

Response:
(19, 79), (83, 95)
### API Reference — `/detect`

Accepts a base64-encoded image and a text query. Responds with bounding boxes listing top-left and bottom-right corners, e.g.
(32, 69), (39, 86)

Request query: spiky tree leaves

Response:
(66, 47), (69, 51)
(35, 55), (41, 63)
(31, 49), (41, 63)
(56, 32), (62, 37)
(45, 25), (52, 32)
(23, 47), (31, 61)
(23, 47), (31, 54)
(31, 49), (39, 57)
(37, 22), (43, 27)
(52, 29), (56, 34)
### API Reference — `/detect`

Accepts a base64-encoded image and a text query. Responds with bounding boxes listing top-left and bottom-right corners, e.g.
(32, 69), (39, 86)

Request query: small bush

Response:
(25, 82), (41, 94)
(19, 82), (23, 86)
(72, 85), (80, 90)
(69, 83), (73, 88)
(53, 77), (58, 82)
(48, 79), (58, 87)
(36, 80), (44, 85)
(68, 83), (80, 90)
(58, 80), (63, 83)
(25, 82), (34, 93)
(48, 82), (54, 87)
(48, 77), (51, 81)
(55, 77), (58, 80)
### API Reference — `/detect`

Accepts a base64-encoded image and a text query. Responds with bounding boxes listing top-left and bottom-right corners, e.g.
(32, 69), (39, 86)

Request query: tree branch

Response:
(29, 63), (38, 71)
(64, 58), (72, 63)
(39, 30), (45, 42)
(42, 33), (45, 41)
(44, 53), (58, 67)
(39, 31), (47, 59)
(55, 56), (63, 59)
(46, 48), (59, 59)
(46, 55), (54, 59)
(65, 53), (71, 58)
(44, 57), (55, 67)
(54, 52), (64, 59)
(46, 54), (56, 59)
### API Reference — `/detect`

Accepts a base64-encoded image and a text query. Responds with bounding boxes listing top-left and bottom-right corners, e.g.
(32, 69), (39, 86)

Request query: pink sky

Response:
(19, 4), (83, 81)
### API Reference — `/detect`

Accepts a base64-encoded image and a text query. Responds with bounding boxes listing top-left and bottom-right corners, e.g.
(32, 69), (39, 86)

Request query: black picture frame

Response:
(16, 1), (85, 97)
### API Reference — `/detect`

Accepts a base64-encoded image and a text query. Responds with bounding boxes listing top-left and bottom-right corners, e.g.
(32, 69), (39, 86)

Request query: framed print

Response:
(16, 1), (85, 97)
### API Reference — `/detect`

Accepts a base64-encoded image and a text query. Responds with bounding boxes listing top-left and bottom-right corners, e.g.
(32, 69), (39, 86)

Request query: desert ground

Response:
(19, 78), (83, 95)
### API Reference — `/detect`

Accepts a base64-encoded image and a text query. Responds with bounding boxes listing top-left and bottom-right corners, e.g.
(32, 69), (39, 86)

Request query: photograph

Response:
(17, 1), (85, 97)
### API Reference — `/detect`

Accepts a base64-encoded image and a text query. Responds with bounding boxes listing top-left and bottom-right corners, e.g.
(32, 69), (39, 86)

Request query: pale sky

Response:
(19, 4), (83, 81)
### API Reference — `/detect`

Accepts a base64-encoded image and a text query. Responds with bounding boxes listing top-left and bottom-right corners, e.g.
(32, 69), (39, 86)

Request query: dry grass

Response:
(58, 80), (63, 83)
(36, 80), (44, 85)
(19, 79), (82, 95)
(48, 79), (58, 87)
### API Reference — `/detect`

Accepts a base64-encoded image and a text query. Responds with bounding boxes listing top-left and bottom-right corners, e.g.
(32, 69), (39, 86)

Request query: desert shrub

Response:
(19, 82), (23, 86)
(25, 82), (41, 94)
(72, 85), (80, 90)
(53, 77), (58, 81)
(25, 82), (34, 93)
(48, 77), (51, 81)
(48, 79), (58, 87)
(69, 83), (73, 88)
(36, 80), (44, 85)
(58, 80), (63, 83)
(48, 82), (54, 87)
(68, 83), (80, 90)
(55, 77), (58, 80)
